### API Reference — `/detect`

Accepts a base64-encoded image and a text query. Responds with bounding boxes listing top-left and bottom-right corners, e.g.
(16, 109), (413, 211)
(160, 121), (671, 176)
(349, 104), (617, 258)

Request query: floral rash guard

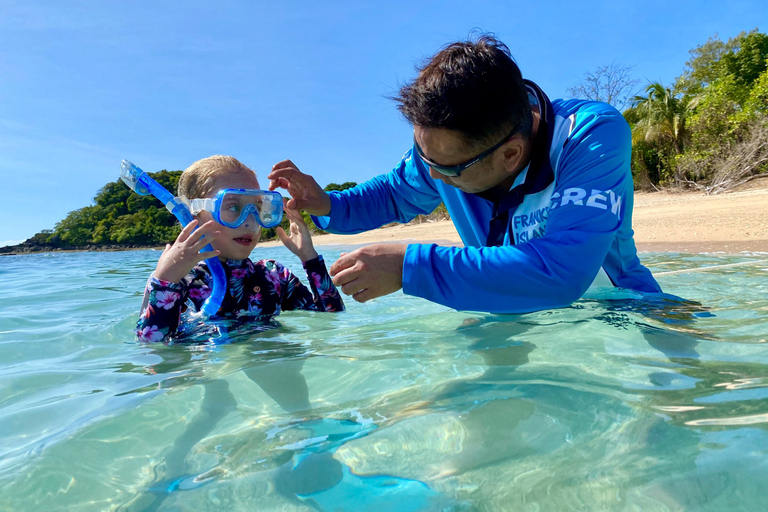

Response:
(136, 255), (344, 342)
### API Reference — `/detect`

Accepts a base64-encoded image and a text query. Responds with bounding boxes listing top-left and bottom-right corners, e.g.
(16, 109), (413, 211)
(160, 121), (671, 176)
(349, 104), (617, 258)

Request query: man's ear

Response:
(501, 137), (526, 175)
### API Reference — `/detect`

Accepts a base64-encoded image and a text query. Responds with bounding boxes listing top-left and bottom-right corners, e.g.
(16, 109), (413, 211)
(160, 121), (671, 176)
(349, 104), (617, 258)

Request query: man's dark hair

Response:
(394, 34), (532, 146)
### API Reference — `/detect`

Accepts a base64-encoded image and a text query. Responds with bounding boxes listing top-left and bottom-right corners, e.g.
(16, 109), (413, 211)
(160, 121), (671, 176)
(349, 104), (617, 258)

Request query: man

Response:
(268, 35), (661, 313)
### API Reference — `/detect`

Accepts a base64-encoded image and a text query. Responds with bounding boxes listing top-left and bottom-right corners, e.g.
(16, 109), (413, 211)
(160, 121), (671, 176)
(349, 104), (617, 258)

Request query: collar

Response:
(486, 80), (555, 246)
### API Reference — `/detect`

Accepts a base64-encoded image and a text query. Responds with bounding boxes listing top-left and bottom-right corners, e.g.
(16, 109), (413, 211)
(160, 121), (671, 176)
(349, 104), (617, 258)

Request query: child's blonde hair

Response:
(178, 155), (257, 199)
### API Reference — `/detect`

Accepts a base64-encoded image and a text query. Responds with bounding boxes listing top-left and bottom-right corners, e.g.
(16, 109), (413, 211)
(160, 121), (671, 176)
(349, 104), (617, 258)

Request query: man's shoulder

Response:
(552, 98), (623, 120)
(551, 98), (630, 146)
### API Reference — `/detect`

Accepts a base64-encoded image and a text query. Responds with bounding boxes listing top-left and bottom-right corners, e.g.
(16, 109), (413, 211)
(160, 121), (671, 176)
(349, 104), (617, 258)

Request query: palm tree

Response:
(630, 82), (688, 154)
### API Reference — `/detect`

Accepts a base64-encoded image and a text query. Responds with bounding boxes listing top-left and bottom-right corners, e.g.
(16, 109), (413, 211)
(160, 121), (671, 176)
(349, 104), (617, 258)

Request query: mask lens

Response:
(256, 194), (283, 228)
(219, 192), (251, 226)
(218, 191), (283, 228)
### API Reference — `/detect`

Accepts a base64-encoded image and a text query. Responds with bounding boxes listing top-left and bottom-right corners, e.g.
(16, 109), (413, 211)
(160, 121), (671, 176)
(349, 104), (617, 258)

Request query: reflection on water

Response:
(0, 249), (766, 511)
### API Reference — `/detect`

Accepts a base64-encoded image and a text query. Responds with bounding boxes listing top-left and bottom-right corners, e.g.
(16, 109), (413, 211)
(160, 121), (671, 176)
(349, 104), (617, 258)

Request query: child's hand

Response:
(277, 206), (319, 262)
(154, 220), (221, 283)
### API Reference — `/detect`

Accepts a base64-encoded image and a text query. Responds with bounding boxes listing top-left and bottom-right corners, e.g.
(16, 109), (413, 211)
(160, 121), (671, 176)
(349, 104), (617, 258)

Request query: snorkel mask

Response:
(182, 189), (284, 229)
(119, 160), (227, 319)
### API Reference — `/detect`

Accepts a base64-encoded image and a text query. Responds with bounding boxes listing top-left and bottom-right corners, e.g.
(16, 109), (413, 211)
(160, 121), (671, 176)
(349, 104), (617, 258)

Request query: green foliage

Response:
(24, 170), (183, 248)
(734, 63), (768, 127)
(630, 140), (674, 187)
(720, 31), (768, 92)
(630, 82), (688, 154)
(54, 205), (105, 246)
(259, 209), (326, 241)
(430, 202), (450, 220)
(28, 230), (55, 245)
(324, 182), (357, 192)
(633, 29), (768, 190)
(109, 209), (181, 245)
(259, 181), (357, 240)
(675, 33), (741, 96)
(687, 75), (740, 144)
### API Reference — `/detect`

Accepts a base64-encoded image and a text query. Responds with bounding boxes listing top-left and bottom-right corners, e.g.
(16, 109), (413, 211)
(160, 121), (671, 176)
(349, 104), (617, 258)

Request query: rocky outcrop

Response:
(0, 241), (157, 255)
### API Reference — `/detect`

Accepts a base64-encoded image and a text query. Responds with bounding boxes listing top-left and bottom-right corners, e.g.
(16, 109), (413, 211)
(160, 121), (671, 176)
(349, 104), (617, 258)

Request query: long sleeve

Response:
(135, 256), (344, 342)
(136, 276), (188, 342)
(275, 256), (345, 312)
(311, 150), (444, 234)
(401, 105), (656, 312)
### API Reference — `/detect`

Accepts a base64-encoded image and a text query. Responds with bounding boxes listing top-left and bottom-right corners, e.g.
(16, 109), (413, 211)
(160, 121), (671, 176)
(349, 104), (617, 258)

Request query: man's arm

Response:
(269, 153), (444, 235)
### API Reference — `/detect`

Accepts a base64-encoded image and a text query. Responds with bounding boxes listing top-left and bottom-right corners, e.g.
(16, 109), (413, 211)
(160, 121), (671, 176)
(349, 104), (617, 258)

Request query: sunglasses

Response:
(413, 124), (522, 178)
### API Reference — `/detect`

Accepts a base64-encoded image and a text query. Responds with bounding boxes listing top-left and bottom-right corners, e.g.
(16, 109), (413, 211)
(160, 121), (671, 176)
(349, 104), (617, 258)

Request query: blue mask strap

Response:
(120, 160), (226, 318)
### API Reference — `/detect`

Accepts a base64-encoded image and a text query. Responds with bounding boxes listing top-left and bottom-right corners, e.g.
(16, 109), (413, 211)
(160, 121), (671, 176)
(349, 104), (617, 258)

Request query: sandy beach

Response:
(261, 179), (768, 253)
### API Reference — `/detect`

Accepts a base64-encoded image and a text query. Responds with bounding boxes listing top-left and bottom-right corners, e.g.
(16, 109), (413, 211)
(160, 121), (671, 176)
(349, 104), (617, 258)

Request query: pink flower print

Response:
(265, 269), (282, 295)
(155, 290), (180, 310)
(249, 292), (262, 304)
(232, 268), (247, 279)
(312, 273), (324, 291)
(138, 325), (165, 343)
(190, 287), (211, 300)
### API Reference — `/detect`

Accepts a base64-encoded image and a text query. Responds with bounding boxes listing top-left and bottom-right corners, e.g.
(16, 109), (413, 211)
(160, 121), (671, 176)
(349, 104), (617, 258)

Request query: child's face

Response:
(197, 169), (263, 261)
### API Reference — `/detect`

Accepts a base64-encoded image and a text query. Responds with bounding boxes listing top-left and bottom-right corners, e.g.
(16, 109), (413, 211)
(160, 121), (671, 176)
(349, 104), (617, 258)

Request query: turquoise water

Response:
(1, 248), (767, 511)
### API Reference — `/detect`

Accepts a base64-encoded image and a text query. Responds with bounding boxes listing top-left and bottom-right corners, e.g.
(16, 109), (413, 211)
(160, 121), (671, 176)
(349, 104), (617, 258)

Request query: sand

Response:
(260, 179), (768, 253)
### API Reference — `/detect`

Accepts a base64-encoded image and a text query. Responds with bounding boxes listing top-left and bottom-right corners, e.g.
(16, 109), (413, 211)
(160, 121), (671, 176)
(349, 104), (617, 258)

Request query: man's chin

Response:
(456, 183), (491, 195)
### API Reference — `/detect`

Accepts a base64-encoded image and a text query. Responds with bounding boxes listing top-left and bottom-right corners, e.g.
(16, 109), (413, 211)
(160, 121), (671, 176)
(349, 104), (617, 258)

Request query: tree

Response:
(324, 182), (357, 192)
(566, 63), (640, 111)
(676, 34), (738, 96)
(109, 209), (180, 245)
(675, 29), (768, 98)
(718, 31), (768, 91)
(741, 67), (768, 121)
(682, 31), (768, 153)
(630, 82), (688, 154)
(53, 205), (105, 246)
(685, 75), (741, 150)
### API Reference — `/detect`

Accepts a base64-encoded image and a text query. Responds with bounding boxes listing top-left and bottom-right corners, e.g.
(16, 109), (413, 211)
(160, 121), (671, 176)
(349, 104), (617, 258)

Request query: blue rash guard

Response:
(312, 82), (661, 314)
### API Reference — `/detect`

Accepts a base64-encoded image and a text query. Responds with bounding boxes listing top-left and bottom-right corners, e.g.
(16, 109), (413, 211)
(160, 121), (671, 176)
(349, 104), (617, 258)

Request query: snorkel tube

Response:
(120, 160), (226, 318)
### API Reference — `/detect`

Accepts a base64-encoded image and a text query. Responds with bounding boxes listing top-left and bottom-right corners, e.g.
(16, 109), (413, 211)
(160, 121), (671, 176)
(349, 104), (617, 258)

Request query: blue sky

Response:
(1, 0), (765, 245)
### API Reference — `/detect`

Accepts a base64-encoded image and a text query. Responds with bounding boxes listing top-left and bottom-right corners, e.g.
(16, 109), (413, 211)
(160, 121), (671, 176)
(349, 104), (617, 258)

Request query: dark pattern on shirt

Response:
(136, 255), (344, 342)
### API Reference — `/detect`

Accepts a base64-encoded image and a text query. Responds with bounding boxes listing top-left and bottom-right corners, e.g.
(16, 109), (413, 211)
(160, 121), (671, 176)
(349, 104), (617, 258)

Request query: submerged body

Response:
(137, 255), (344, 342)
(135, 155), (345, 343)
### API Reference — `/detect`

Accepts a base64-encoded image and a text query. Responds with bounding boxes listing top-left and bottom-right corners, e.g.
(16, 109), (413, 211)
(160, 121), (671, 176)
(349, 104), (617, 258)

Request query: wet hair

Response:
(393, 34), (532, 147)
(177, 155), (257, 199)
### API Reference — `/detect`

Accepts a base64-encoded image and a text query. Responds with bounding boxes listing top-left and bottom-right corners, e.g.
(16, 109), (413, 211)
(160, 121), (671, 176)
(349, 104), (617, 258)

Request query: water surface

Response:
(0, 248), (766, 511)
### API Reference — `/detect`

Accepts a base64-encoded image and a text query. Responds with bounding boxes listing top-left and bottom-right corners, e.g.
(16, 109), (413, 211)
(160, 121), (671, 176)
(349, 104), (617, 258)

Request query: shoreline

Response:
(260, 230), (768, 254)
(260, 182), (768, 254)
(4, 183), (767, 256)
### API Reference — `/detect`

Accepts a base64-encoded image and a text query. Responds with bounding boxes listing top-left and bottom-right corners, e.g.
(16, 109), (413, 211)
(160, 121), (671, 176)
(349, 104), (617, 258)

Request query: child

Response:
(136, 155), (344, 342)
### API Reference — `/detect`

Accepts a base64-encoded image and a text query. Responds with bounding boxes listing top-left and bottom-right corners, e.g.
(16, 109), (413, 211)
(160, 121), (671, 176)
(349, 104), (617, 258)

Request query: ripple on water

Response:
(0, 249), (767, 511)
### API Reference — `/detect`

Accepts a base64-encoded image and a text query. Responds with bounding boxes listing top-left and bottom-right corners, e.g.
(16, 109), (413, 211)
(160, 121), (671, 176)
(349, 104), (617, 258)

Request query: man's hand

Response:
(329, 244), (407, 303)
(268, 159), (332, 216)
